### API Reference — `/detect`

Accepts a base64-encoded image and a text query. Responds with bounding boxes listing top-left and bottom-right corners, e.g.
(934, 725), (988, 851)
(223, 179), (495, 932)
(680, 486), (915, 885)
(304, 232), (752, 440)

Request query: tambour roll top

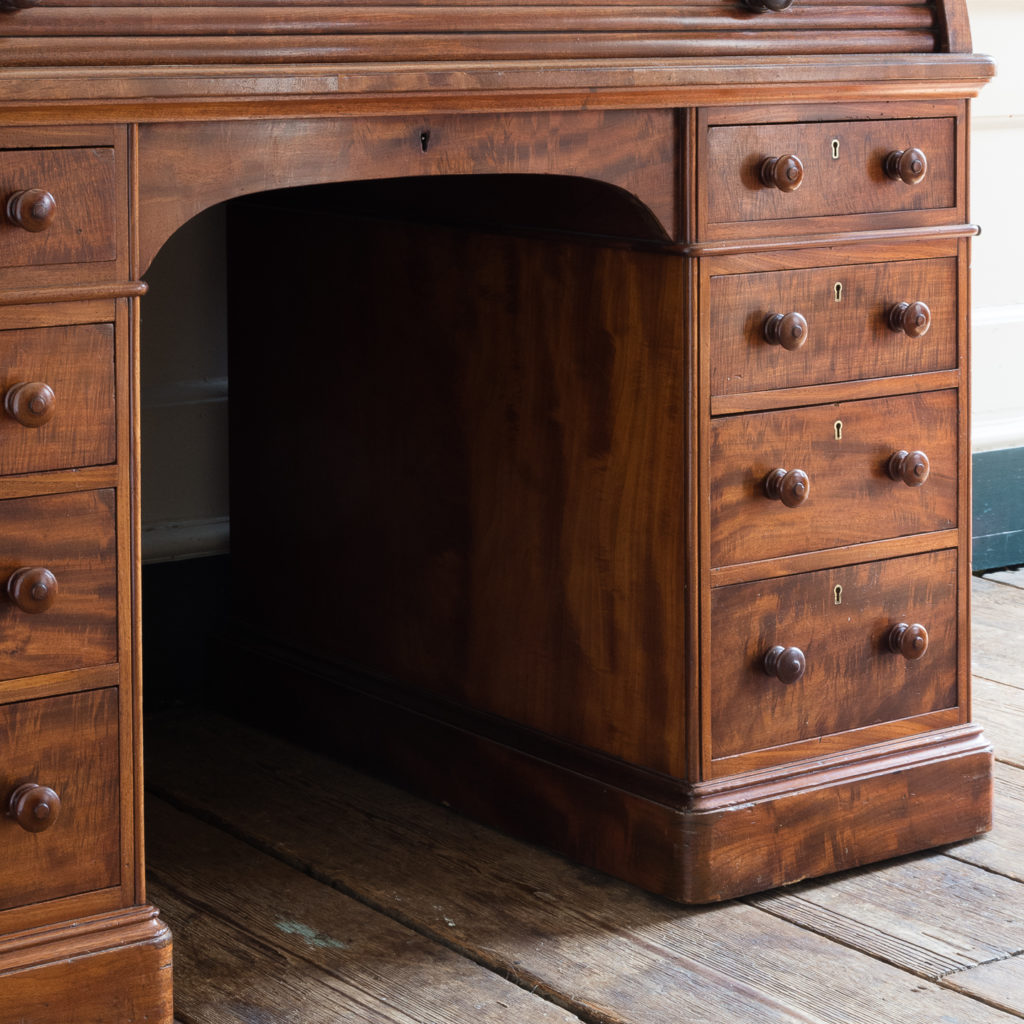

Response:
(0, 0), (972, 67)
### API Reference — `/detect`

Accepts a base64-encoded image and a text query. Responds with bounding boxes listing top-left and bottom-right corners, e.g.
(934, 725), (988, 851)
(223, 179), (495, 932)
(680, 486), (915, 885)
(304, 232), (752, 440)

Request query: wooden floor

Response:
(146, 573), (1024, 1024)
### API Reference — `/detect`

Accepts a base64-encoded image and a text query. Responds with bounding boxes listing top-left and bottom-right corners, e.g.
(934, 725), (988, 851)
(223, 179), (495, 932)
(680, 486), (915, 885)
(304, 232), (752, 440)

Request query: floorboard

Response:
(144, 572), (1024, 1023)
(146, 713), (1021, 1024)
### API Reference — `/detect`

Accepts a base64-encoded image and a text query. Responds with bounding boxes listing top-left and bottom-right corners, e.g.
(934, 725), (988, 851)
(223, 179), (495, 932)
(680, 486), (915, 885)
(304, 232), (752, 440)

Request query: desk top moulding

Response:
(0, 3), (994, 1023)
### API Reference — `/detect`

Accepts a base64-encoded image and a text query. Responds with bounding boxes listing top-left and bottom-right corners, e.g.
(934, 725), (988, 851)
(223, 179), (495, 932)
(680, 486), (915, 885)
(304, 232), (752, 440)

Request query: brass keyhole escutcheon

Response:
(834, 282), (844, 302)
(834, 585), (843, 606)
(831, 139), (840, 160)
(834, 420), (843, 441)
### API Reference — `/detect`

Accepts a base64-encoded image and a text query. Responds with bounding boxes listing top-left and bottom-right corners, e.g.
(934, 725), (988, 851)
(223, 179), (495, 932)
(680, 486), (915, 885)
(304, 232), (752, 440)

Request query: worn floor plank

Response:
(148, 796), (581, 1024)
(946, 761), (1024, 883)
(943, 954), (1024, 1017)
(973, 675), (1024, 769)
(972, 576), (1024, 689)
(146, 713), (1021, 1024)
(747, 853), (1024, 979)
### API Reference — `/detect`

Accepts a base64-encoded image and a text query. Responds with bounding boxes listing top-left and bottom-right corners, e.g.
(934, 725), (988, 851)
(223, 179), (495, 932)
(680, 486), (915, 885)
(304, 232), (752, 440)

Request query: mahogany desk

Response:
(0, 3), (994, 1019)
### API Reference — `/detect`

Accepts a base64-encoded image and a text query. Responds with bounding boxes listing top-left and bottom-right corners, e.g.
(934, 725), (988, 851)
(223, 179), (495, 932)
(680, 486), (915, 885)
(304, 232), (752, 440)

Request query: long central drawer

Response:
(710, 389), (957, 568)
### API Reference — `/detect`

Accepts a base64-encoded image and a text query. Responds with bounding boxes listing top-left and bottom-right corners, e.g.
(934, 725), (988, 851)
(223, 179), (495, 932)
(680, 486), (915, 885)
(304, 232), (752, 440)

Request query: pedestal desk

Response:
(0, 3), (994, 1019)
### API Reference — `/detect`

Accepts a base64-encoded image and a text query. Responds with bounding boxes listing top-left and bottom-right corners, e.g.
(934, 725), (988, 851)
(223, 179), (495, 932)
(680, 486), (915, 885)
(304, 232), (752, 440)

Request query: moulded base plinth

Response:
(0, 905), (173, 1023)
(228, 635), (993, 904)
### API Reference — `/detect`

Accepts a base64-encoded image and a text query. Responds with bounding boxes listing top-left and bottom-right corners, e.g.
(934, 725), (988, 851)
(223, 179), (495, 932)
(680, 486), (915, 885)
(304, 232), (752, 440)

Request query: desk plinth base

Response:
(231, 640), (993, 903)
(0, 906), (172, 1022)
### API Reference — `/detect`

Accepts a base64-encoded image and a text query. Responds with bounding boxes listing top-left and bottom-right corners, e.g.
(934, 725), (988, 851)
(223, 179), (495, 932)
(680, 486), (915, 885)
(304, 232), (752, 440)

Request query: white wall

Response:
(967, 0), (1024, 452)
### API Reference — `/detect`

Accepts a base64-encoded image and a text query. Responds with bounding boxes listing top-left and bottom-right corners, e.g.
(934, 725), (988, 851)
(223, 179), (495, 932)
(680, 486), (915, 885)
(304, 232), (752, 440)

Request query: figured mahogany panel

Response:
(0, 687), (120, 912)
(709, 548), (957, 761)
(709, 388), (957, 567)
(0, 323), (115, 474)
(0, 147), (115, 267)
(227, 198), (691, 776)
(705, 116), (957, 232)
(0, 489), (117, 679)
(709, 256), (957, 395)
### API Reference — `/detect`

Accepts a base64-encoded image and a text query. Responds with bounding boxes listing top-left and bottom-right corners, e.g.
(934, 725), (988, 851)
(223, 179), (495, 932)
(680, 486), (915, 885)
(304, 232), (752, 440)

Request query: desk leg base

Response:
(231, 639), (993, 903)
(0, 905), (173, 1023)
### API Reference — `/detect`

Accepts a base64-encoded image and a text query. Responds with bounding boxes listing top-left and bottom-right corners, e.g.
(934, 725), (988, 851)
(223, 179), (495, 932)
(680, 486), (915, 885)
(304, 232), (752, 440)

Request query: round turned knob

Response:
(884, 147), (928, 185)
(744, 0), (795, 10)
(763, 312), (808, 351)
(759, 154), (804, 192)
(764, 467), (810, 507)
(888, 449), (930, 487)
(888, 622), (929, 661)
(763, 645), (806, 684)
(888, 301), (932, 338)
(8, 782), (61, 833)
(5, 188), (56, 233)
(4, 381), (55, 427)
(6, 566), (57, 613)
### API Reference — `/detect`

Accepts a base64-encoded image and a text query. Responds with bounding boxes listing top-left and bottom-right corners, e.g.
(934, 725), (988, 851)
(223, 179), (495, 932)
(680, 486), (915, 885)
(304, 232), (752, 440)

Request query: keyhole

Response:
(834, 585), (843, 606)
(834, 282), (843, 302)
(831, 139), (841, 160)
(834, 420), (843, 441)
(420, 129), (431, 152)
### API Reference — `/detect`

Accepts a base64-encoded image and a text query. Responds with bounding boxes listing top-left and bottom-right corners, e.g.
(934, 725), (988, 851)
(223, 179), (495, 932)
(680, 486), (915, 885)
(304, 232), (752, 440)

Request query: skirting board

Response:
(225, 632), (993, 904)
(973, 447), (1024, 570)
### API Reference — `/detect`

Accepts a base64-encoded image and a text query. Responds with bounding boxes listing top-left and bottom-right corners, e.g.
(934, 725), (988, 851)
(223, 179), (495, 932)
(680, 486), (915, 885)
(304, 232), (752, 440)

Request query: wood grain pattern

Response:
(0, 687), (119, 914)
(709, 389), (958, 567)
(0, 147), (116, 267)
(0, 489), (117, 679)
(0, 323), (114, 474)
(709, 548), (958, 761)
(147, 798), (582, 1024)
(704, 114), (959, 238)
(145, 710), (1002, 1019)
(228, 202), (691, 776)
(709, 256), (957, 396)
(947, 761), (1024, 883)
(137, 111), (677, 271)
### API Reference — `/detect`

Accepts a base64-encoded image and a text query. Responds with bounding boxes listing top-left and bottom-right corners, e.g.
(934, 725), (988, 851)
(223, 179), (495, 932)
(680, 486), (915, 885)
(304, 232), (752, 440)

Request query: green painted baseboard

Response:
(973, 448), (1024, 571)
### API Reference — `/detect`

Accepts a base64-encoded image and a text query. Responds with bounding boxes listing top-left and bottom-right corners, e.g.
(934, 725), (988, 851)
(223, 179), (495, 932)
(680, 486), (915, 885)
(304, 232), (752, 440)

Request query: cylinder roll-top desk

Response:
(0, 2), (994, 1018)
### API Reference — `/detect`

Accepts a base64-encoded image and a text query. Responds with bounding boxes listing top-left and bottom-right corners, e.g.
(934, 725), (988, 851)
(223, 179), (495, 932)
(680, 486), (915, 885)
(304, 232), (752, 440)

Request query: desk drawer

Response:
(710, 390), (957, 568)
(710, 549), (957, 761)
(0, 489), (117, 680)
(709, 257), (957, 397)
(705, 117), (956, 231)
(0, 323), (115, 474)
(0, 147), (115, 268)
(0, 688), (120, 911)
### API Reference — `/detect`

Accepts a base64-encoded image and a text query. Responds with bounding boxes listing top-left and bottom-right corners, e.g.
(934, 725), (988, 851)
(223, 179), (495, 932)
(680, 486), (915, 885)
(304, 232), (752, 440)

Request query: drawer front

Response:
(0, 688), (120, 911)
(706, 118), (956, 230)
(0, 147), (116, 268)
(710, 257), (957, 397)
(710, 549), (957, 760)
(0, 323), (115, 474)
(0, 489), (117, 680)
(710, 390), (957, 568)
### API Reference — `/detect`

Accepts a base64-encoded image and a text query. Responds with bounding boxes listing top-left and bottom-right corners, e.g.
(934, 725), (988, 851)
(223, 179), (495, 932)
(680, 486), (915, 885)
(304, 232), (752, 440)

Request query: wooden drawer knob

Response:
(8, 782), (61, 833)
(744, 0), (795, 10)
(4, 381), (56, 427)
(889, 301), (932, 338)
(6, 566), (57, 613)
(759, 154), (804, 192)
(5, 188), (56, 233)
(888, 622), (929, 661)
(763, 645), (806, 684)
(764, 467), (810, 507)
(763, 312), (808, 350)
(888, 449), (930, 487)
(884, 148), (928, 185)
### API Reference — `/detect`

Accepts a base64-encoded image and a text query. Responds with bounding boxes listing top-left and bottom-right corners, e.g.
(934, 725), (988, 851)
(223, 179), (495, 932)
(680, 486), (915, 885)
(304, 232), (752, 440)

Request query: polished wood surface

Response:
(0, 0), (995, 1017)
